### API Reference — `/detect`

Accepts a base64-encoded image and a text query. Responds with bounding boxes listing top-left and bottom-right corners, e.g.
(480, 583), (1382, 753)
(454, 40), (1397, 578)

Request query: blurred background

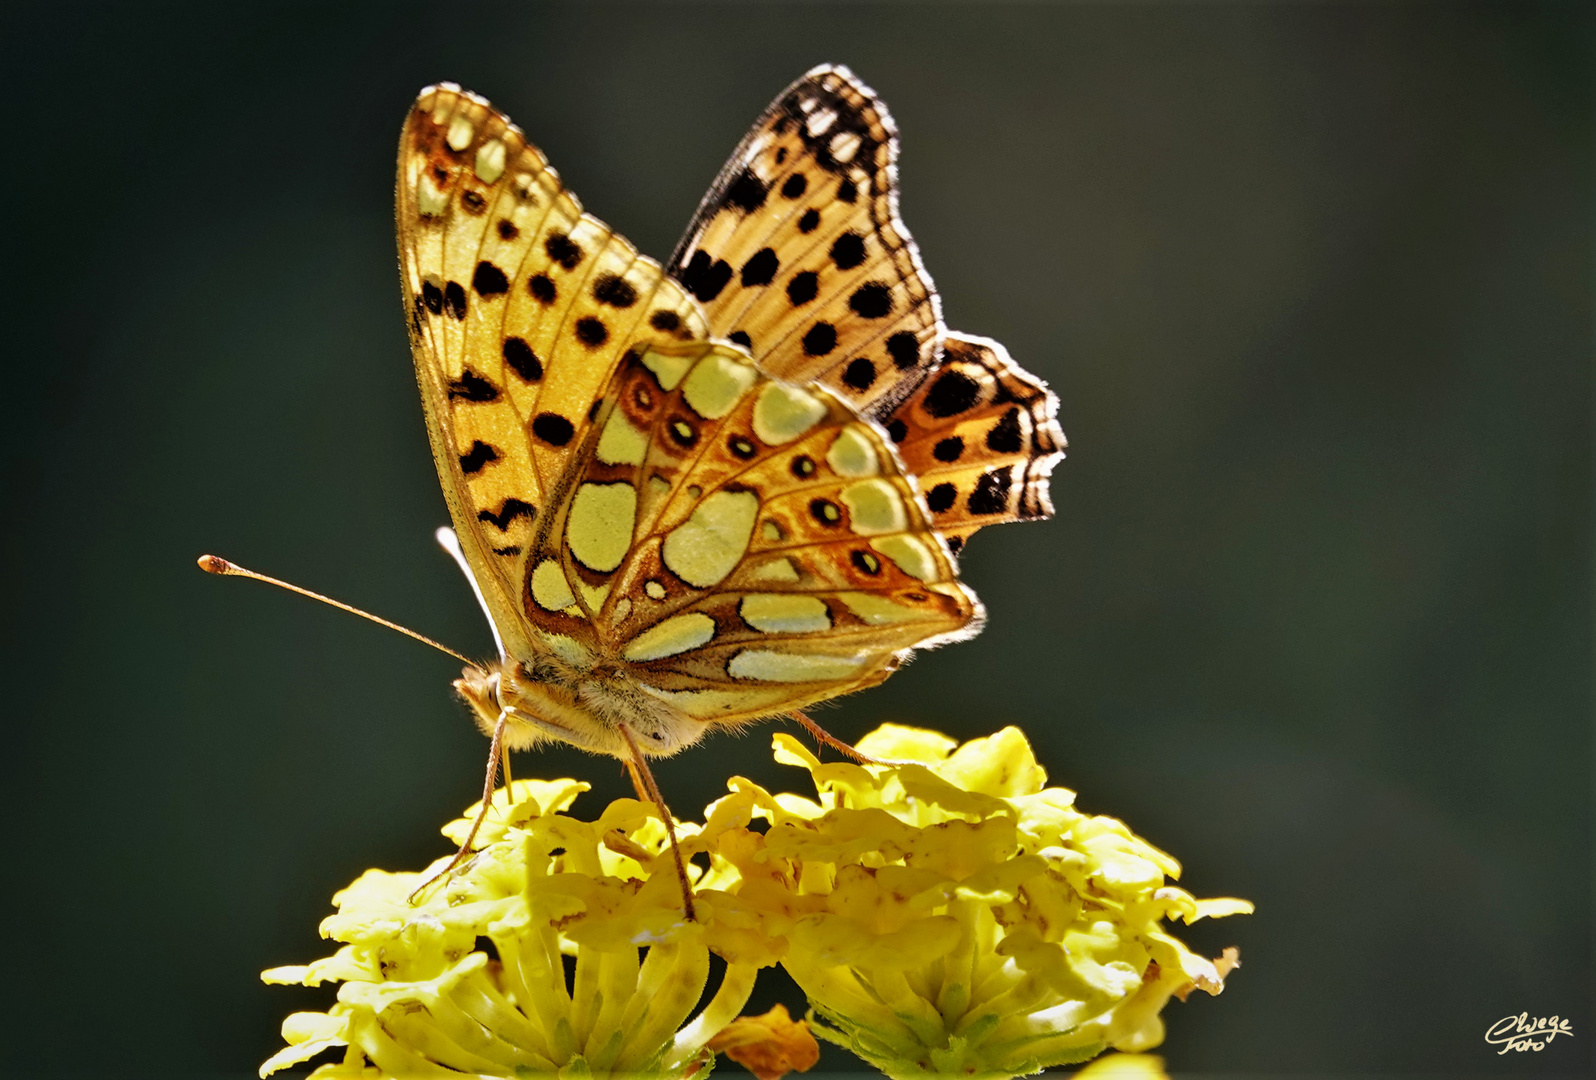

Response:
(1, 3), (1587, 1077)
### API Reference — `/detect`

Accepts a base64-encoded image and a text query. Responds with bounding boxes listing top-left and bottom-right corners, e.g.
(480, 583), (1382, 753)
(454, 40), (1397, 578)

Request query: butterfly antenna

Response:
(197, 554), (477, 667)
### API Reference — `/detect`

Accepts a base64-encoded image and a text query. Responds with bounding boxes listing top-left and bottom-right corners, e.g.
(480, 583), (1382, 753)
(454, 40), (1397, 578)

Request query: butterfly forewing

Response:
(398, 84), (707, 654)
(667, 66), (943, 417)
(670, 66), (1066, 555)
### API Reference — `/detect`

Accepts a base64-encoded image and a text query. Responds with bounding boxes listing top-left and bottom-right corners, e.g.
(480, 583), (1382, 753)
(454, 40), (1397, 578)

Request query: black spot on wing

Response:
(544, 232), (583, 270)
(837, 178), (858, 203)
(849, 282), (892, 318)
(797, 208), (820, 234)
(886, 418), (908, 443)
(923, 370), (981, 418)
(532, 413), (574, 446)
(528, 274), (556, 303)
(802, 323), (837, 356)
(574, 317), (609, 348)
(680, 250), (733, 302)
(447, 369), (499, 402)
(472, 261), (509, 297)
(669, 418), (698, 448)
(967, 468), (1013, 515)
(503, 337), (542, 382)
(497, 219), (519, 240)
(885, 331), (919, 370)
(781, 173), (807, 199)
(722, 168), (770, 213)
(593, 273), (638, 308)
(986, 407), (1024, 453)
(830, 232), (866, 270)
(842, 357), (876, 391)
(443, 281), (467, 320)
(787, 271), (819, 306)
(421, 281), (444, 314)
(478, 498), (536, 530)
(649, 310), (681, 332)
(933, 436), (964, 463)
(850, 549), (881, 575)
(926, 483), (956, 512)
(810, 498), (842, 525)
(728, 330), (753, 349)
(740, 248), (779, 287)
(459, 440), (500, 474)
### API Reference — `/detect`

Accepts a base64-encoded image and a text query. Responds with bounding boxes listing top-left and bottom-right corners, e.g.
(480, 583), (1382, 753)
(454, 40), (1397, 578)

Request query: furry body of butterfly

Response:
(399, 66), (1065, 764)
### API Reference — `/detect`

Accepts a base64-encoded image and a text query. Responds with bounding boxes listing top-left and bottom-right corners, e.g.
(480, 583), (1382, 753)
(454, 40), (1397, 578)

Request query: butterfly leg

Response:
(409, 710), (509, 903)
(790, 709), (886, 765)
(616, 725), (697, 921)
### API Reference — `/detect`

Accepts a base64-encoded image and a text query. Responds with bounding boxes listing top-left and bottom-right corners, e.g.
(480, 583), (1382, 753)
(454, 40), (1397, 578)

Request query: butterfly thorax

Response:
(455, 656), (709, 759)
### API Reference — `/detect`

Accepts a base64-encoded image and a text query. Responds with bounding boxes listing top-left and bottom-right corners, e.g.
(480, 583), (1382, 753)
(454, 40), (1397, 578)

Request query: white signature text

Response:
(1484, 1012), (1573, 1054)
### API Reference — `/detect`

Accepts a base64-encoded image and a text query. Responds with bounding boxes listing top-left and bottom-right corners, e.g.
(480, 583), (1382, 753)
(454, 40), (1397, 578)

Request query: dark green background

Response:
(2, 3), (1588, 1077)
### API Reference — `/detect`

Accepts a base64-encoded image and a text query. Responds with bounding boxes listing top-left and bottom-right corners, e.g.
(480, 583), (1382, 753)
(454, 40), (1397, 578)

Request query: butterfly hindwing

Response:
(521, 342), (979, 723)
(667, 65), (942, 418)
(882, 332), (1066, 549)
(398, 84), (707, 654)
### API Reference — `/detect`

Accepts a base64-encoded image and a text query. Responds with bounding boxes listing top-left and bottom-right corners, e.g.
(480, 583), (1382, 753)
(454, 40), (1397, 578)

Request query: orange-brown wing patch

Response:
(882, 332), (1065, 551)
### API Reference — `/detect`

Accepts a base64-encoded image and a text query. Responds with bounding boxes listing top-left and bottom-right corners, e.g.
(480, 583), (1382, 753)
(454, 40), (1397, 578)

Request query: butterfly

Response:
(396, 66), (1064, 901)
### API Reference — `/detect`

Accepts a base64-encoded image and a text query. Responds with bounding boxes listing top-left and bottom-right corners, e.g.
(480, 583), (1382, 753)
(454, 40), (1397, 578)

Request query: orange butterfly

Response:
(209, 67), (1063, 914)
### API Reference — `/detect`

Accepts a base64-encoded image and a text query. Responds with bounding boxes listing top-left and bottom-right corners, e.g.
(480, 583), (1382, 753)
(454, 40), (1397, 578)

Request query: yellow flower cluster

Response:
(261, 778), (767, 1078)
(710, 726), (1250, 1077)
(262, 726), (1249, 1079)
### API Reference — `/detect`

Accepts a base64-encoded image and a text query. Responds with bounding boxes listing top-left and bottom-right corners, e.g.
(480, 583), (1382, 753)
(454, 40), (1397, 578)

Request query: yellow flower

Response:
(698, 725), (1252, 1080)
(260, 778), (769, 1079)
